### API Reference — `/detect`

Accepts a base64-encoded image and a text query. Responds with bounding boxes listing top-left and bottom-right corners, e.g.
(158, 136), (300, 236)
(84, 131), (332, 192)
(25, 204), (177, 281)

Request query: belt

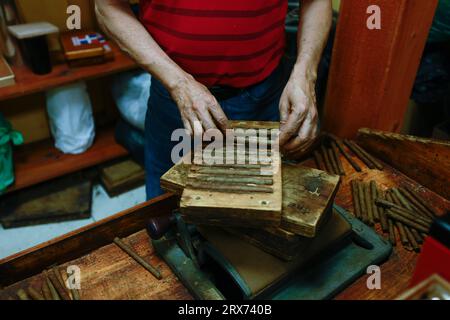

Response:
(209, 85), (245, 101)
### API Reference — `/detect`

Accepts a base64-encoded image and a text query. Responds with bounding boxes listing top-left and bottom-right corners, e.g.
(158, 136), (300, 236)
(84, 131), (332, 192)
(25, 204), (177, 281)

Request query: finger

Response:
(285, 138), (315, 156)
(208, 101), (228, 131)
(279, 96), (289, 125)
(181, 115), (193, 136)
(188, 112), (203, 142)
(282, 136), (302, 153)
(289, 146), (315, 160)
(283, 114), (313, 152)
(195, 104), (217, 131)
(279, 108), (307, 147)
(179, 108), (193, 135)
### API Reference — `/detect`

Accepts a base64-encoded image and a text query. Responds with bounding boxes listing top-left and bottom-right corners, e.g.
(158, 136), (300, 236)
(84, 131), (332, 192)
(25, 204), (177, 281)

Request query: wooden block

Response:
(160, 161), (190, 195)
(280, 164), (340, 237)
(0, 172), (93, 228)
(100, 159), (145, 197)
(180, 122), (282, 228)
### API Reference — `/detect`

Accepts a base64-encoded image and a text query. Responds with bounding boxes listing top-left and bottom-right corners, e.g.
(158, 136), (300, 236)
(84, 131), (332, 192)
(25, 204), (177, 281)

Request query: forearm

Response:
(95, 0), (191, 91)
(292, 0), (332, 80)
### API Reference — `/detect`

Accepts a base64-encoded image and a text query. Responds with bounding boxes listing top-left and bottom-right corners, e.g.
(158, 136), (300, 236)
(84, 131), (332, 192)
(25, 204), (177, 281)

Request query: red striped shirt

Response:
(140, 0), (287, 88)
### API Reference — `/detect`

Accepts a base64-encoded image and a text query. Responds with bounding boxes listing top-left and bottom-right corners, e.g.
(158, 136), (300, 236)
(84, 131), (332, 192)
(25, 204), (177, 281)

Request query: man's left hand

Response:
(278, 68), (319, 159)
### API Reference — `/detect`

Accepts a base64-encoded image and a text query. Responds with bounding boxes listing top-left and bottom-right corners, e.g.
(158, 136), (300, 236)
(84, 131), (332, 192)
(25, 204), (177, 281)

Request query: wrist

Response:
(291, 61), (318, 83)
(164, 71), (194, 94)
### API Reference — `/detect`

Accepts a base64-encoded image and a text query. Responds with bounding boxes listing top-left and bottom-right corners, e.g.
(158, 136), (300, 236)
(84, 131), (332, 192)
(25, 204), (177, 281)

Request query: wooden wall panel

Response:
(323, 0), (438, 138)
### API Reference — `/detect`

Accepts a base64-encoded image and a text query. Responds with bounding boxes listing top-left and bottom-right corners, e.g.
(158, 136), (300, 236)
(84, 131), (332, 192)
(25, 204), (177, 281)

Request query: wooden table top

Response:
(0, 152), (448, 300)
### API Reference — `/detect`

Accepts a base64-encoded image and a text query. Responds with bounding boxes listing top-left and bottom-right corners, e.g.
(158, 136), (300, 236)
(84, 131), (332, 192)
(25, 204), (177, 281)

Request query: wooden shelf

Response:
(4, 126), (128, 195)
(0, 44), (138, 102)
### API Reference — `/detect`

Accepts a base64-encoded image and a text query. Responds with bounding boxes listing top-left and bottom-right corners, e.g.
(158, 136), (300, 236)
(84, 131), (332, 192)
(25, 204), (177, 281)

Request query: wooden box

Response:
(60, 31), (113, 66)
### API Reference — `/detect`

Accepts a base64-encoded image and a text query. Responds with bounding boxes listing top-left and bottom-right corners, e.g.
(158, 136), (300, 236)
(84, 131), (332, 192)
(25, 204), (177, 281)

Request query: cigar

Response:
(16, 289), (30, 300)
(45, 275), (60, 300)
(321, 145), (334, 174)
(351, 142), (384, 170)
(114, 237), (162, 280)
(387, 191), (433, 225)
(27, 287), (45, 300)
(351, 180), (362, 219)
(404, 186), (437, 218)
(60, 268), (80, 300)
(313, 150), (325, 171)
(385, 211), (430, 233)
(392, 215), (409, 245)
(375, 198), (432, 225)
(327, 134), (362, 172)
(42, 277), (54, 300)
(388, 219), (396, 246)
(390, 207), (433, 227)
(386, 192), (409, 245)
(343, 140), (376, 169)
(378, 191), (389, 232)
(405, 227), (420, 252)
(187, 181), (273, 193)
(71, 288), (80, 301)
(375, 198), (400, 209)
(398, 187), (434, 219)
(411, 229), (423, 244)
(327, 147), (340, 175)
(191, 166), (272, 176)
(330, 140), (345, 175)
(357, 181), (368, 223)
(50, 267), (71, 300)
(364, 182), (375, 225)
(190, 175), (273, 185)
(370, 181), (380, 222)
(391, 188), (413, 210)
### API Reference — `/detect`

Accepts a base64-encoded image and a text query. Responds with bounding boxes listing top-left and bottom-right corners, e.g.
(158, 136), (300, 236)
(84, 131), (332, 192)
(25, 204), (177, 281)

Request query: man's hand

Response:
(278, 68), (319, 159)
(169, 76), (228, 138)
(95, 0), (228, 138)
(278, 0), (332, 159)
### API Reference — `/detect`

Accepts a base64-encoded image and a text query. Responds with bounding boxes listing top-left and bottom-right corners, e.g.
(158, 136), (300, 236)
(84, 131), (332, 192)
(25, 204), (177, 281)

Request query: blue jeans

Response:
(144, 58), (293, 200)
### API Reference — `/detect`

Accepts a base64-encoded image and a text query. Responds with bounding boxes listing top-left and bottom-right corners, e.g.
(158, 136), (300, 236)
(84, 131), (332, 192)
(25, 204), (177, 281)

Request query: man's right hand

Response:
(169, 76), (228, 137)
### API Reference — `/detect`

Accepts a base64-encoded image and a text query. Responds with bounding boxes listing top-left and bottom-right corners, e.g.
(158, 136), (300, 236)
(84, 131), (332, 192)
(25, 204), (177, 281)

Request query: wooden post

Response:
(323, 0), (438, 138)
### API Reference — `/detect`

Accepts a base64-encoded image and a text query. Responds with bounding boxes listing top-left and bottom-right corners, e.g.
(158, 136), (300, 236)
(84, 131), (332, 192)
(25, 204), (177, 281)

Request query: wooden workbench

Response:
(0, 152), (448, 300)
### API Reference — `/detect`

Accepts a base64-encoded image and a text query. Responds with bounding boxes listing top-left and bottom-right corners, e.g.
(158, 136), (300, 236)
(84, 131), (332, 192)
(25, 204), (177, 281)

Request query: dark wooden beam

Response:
(323, 0), (438, 138)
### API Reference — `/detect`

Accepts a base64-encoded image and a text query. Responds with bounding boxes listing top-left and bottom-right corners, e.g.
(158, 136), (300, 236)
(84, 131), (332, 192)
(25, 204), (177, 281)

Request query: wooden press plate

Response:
(179, 121), (282, 228)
